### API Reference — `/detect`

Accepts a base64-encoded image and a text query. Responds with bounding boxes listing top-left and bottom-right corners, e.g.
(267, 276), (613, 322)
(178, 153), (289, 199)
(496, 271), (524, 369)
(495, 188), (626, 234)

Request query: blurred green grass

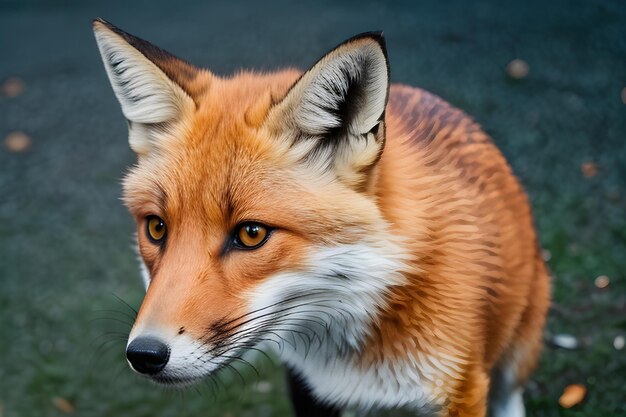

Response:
(1, 0), (625, 416)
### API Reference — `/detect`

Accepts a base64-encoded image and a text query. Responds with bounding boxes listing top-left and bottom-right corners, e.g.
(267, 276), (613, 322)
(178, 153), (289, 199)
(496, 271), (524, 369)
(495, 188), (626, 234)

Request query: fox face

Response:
(94, 20), (408, 385)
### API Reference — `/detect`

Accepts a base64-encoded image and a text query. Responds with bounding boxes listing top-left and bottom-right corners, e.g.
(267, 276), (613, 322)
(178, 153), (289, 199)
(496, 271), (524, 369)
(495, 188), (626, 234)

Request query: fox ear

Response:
(92, 18), (198, 155)
(268, 33), (389, 190)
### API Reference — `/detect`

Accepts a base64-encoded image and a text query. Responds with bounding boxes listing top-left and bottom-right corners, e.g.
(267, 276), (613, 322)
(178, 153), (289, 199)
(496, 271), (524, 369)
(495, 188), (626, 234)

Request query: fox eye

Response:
(146, 216), (166, 243)
(234, 222), (270, 249)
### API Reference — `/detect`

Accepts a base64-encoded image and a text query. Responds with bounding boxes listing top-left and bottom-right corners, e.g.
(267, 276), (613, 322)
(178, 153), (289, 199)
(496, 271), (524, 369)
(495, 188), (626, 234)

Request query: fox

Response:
(93, 18), (550, 417)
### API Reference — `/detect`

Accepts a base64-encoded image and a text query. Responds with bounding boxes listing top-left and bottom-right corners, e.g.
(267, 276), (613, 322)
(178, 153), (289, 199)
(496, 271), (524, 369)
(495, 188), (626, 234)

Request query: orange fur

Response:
(95, 20), (550, 416)
(368, 86), (550, 415)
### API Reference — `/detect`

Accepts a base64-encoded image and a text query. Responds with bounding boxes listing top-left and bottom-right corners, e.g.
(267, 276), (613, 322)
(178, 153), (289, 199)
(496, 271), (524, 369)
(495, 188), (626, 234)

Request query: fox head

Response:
(94, 19), (408, 385)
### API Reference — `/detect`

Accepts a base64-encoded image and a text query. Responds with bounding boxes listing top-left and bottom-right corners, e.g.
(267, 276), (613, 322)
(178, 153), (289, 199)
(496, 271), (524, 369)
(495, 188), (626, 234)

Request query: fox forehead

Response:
(122, 70), (294, 216)
(122, 70), (382, 243)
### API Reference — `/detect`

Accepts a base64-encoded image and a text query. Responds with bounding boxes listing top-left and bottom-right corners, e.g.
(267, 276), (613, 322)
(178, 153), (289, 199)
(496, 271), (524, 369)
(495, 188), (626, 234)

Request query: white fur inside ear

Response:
(94, 25), (193, 153)
(293, 41), (388, 136)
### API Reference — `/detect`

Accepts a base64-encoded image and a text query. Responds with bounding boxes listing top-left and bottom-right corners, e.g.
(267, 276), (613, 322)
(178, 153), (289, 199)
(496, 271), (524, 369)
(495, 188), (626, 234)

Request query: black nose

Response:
(126, 337), (170, 375)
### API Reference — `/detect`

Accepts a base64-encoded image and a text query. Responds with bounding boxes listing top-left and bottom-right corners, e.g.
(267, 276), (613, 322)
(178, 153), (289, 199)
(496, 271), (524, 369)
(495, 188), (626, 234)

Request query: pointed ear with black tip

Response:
(267, 32), (389, 191)
(92, 18), (199, 155)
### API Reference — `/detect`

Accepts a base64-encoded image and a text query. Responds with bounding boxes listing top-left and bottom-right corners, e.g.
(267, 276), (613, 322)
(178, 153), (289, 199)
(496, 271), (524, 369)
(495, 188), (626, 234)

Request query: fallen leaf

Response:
(594, 275), (609, 289)
(506, 59), (529, 80)
(4, 131), (32, 153)
(559, 384), (586, 408)
(1, 77), (24, 98)
(614, 335), (625, 350)
(581, 162), (598, 178)
(52, 397), (75, 414)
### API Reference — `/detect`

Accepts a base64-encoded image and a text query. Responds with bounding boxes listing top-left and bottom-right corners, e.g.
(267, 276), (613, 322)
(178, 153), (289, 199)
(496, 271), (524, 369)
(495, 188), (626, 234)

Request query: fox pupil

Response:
(246, 225), (258, 237)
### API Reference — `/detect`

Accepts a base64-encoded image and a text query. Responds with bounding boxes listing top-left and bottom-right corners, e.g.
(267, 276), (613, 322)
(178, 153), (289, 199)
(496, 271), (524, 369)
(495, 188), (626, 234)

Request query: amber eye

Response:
(235, 223), (269, 249)
(146, 216), (167, 243)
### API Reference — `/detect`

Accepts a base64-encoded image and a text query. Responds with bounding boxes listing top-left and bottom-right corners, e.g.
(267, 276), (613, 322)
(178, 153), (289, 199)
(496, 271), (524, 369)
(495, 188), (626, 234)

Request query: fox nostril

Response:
(126, 337), (170, 375)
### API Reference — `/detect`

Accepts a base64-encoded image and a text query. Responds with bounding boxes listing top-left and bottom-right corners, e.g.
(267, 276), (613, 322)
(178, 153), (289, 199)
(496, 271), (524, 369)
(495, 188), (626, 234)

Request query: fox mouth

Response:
(126, 293), (324, 386)
(139, 357), (233, 388)
(149, 372), (209, 387)
(148, 349), (245, 387)
(125, 327), (270, 390)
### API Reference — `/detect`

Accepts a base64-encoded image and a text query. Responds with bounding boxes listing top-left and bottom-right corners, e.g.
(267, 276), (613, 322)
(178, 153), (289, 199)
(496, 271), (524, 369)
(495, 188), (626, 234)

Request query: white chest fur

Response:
(246, 244), (448, 412)
(277, 342), (442, 412)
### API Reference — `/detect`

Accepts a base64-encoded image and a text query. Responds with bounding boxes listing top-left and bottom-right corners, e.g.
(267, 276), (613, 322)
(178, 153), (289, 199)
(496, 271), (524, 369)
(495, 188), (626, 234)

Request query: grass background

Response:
(1, 0), (625, 416)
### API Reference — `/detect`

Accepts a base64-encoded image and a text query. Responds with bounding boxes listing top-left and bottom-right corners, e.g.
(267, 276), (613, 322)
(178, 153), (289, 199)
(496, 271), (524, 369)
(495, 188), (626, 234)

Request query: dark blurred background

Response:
(1, 0), (625, 416)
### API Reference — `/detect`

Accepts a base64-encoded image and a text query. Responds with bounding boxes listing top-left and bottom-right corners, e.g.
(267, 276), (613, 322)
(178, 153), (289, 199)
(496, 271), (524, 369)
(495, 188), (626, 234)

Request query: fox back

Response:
(94, 19), (549, 417)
